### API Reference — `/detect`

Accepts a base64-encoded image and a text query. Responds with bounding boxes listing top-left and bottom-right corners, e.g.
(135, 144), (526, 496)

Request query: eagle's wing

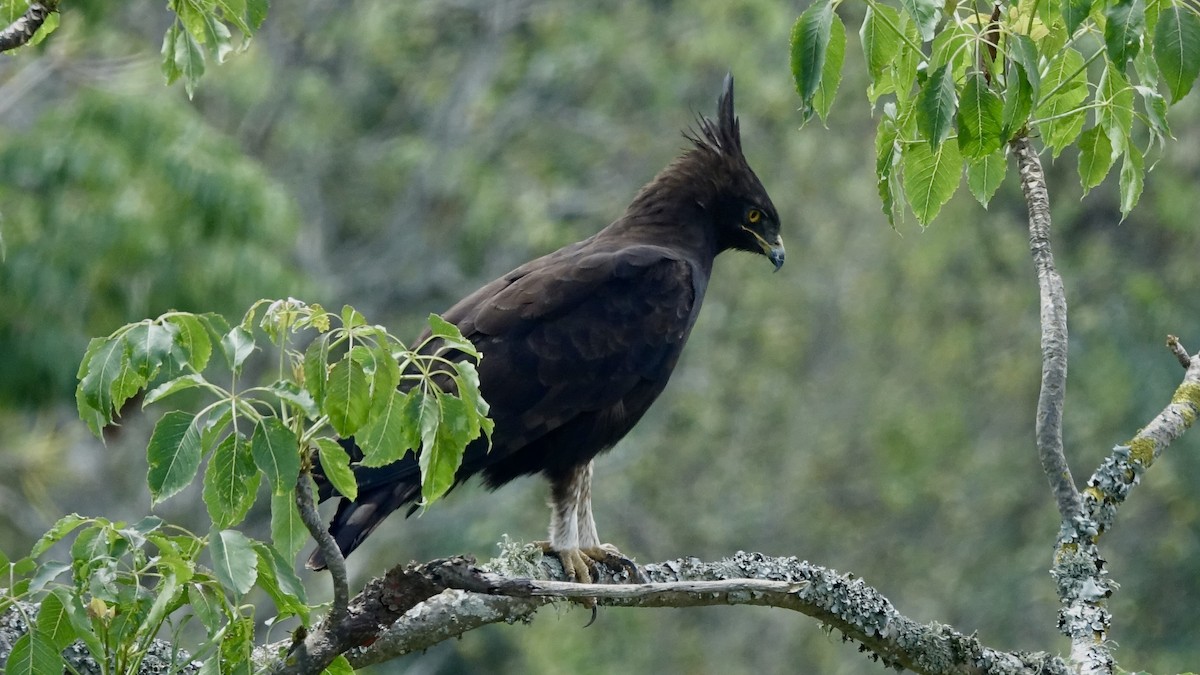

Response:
(446, 242), (701, 472)
(308, 243), (701, 569)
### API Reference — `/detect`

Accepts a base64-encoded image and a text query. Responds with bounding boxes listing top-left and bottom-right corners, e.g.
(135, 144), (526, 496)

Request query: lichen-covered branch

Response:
(0, 1), (55, 53)
(1011, 135), (1081, 523)
(1051, 342), (1200, 674)
(258, 544), (1070, 675)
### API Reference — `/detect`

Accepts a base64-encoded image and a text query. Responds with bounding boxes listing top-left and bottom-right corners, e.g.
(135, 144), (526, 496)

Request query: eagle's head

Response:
(685, 75), (784, 271)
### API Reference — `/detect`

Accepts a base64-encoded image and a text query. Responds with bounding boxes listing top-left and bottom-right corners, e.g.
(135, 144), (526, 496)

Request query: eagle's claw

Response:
(537, 542), (645, 584)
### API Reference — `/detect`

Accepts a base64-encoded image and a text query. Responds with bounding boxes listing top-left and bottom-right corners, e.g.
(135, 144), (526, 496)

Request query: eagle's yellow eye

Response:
(747, 208), (763, 224)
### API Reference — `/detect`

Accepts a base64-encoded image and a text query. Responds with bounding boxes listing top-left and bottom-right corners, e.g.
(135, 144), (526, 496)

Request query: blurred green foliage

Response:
(0, 0), (1198, 672)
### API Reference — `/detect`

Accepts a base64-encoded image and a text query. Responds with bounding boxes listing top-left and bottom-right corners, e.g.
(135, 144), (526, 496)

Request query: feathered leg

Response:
(543, 461), (642, 583)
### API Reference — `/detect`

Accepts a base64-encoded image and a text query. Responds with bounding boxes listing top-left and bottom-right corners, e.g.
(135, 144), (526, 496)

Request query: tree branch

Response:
(0, 1), (55, 53)
(1048, 343), (1200, 674)
(1011, 135), (1081, 523)
(257, 544), (1071, 675)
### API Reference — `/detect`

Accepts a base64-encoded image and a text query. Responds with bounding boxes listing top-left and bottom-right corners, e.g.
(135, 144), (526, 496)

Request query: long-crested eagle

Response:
(309, 75), (783, 581)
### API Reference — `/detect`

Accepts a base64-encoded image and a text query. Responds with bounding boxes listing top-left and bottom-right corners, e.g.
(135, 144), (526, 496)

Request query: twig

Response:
(0, 1), (55, 53)
(1011, 135), (1081, 522)
(1167, 334), (1191, 369)
(294, 471), (349, 625)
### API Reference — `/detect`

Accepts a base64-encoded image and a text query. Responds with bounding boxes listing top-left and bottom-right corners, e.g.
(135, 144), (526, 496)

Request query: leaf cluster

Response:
(791, 0), (1200, 225)
(160, 0), (268, 96)
(61, 299), (492, 670)
(1, 515), (301, 674)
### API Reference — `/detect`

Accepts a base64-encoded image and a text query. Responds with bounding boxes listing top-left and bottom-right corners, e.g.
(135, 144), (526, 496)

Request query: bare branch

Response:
(1051, 345), (1200, 675)
(0, 2), (55, 53)
(1167, 334), (1190, 369)
(294, 471), (349, 625)
(1011, 135), (1081, 522)
(256, 546), (1071, 675)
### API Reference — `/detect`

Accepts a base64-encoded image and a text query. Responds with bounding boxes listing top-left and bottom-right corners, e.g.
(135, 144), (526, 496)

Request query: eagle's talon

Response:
(536, 541), (641, 583)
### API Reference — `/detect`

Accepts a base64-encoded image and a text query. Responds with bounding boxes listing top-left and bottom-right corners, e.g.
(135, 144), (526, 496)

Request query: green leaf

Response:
(252, 418), (300, 496)
(340, 305), (367, 329)
(303, 337), (329, 406)
(813, 12), (846, 122)
(1135, 83), (1171, 145)
(31, 514), (89, 557)
(957, 72), (1004, 157)
(5, 632), (61, 675)
(36, 589), (77, 650)
(219, 327), (256, 374)
(900, 0), (940, 40)
(426, 314), (478, 357)
(860, 5), (902, 83)
(966, 149), (1008, 207)
(144, 374), (206, 407)
(271, 486), (308, 560)
(1010, 34), (1041, 101)
(126, 322), (178, 380)
(316, 438), (358, 501)
(209, 529), (258, 596)
(1118, 142), (1145, 218)
(1078, 125), (1116, 192)
(360, 390), (413, 468)
(161, 21), (182, 84)
(28, 561), (70, 593)
(1064, 0), (1094, 34)
(247, 0), (269, 29)
(1098, 65), (1135, 153)
(252, 542), (308, 618)
(917, 64), (958, 148)
(325, 357), (371, 436)
(78, 336), (126, 422)
(172, 20), (206, 97)
(1105, 0), (1146, 65)
(790, 0), (835, 114)
(875, 111), (902, 227)
(1154, 3), (1200, 102)
(902, 139), (963, 225)
(1001, 60), (1034, 140)
(203, 433), (260, 529)
(369, 345), (402, 410)
(453, 361), (493, 441)
(1035, 48), (1089, 156)
(422, 395), (470, 504)
(147, 411), (204, 505)
(167, 314), (213, 372)
(187, 583), (225, 633)
(324, 656), (356, 675)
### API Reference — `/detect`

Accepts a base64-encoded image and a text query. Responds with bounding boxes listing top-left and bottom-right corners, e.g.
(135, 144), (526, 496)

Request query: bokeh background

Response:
(2, 0), (1199, 672)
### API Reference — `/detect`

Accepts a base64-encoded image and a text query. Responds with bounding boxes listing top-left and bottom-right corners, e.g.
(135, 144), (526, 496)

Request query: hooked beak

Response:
(766, 236), (785, 272)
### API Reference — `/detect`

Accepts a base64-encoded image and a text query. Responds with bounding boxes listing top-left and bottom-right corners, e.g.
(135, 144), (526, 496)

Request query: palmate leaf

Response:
(1035, 48), (1089, 156)
(900, 0), (940, 41)
(1105, 0), (1146, 66)
(167, 314), (212, 372)
(1154, 3), (1200, 102)
(812, 13), (846, 122)
(359, 389), (413, 467)
(209, 529), (257, 596)
(1064, 0), (1094, 35)
(147, 410), (204, 504)
(1098, 65), (1135, 153)
(423, 395), (474, 504)
(967, 149), (1008, 207)
(4, 632), (61, 675)
(203, 433), (259, 529)
(325, 357), (370, 436)
(957, 72), (1004, 157)
(270, 488), (307, 560)
(1078, 125), (1116, 192)
(902, 139), (963, 225)
(315, 437), (357, 501)
(1119, 142), (1145, 218)
(251, 418), (299, 496)
(790, 0), (834, 114)
(917, 64), (957, 148)
(860, 4), (902, 82)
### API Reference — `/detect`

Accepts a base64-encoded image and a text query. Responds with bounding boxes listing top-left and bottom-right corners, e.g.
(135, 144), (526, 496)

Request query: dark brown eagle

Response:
(309, 75), (783, 581)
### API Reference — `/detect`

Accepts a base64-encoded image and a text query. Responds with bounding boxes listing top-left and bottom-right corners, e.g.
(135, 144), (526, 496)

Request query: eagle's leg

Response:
(542, 461), (644, 583)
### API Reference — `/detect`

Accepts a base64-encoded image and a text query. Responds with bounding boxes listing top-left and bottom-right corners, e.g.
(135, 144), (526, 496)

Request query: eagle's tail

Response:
(306, 448), (423, 571)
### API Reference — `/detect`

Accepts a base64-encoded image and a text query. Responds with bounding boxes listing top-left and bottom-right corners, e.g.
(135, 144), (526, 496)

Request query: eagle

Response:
(309, 75), (783, 582)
